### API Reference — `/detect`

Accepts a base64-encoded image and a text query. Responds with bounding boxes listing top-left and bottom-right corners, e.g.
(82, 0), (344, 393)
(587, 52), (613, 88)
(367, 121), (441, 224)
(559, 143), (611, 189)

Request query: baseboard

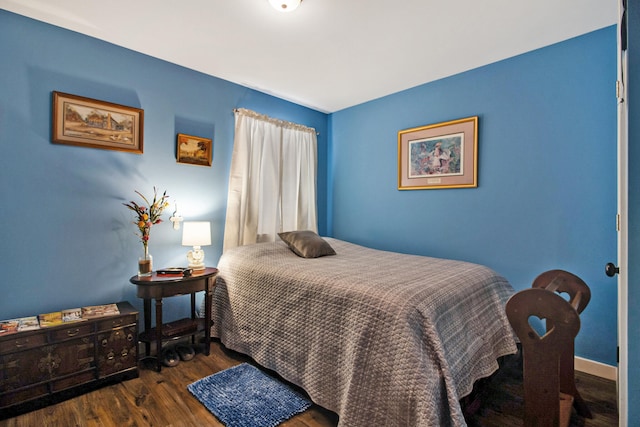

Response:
(574, 356), (617, 381)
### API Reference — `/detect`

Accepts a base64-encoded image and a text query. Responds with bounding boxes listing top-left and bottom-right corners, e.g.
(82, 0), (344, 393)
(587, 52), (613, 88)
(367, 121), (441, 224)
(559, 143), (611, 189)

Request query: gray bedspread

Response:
(211, 238), (517, 426)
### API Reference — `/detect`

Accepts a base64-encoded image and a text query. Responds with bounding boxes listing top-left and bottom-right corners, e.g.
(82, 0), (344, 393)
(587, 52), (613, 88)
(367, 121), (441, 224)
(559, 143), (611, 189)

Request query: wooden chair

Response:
(506, 270), (592, 427)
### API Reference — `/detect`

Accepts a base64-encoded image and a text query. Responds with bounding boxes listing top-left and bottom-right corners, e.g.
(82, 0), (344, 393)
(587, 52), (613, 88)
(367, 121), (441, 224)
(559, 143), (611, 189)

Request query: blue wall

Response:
(329, 27), (618, 366)
(0, 10), (328, 322)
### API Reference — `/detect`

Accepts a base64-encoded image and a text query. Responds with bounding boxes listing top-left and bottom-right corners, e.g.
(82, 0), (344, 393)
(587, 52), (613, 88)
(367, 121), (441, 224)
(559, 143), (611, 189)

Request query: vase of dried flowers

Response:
(124, 187), (169, 277)
(138, 246), (153, 277)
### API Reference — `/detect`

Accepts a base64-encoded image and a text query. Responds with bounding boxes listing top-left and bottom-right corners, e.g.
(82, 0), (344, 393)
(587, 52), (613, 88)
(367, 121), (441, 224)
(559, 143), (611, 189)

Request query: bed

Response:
(210, 233), (517, 426)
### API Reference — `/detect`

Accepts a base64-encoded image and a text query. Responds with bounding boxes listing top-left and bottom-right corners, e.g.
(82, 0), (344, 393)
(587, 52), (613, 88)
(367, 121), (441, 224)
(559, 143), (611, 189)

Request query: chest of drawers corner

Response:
(0, 301), (139, 419)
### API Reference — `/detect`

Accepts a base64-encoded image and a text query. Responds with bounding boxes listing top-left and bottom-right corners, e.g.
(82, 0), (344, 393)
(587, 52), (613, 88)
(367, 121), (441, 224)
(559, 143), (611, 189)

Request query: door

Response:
(615, 1), (628, 424)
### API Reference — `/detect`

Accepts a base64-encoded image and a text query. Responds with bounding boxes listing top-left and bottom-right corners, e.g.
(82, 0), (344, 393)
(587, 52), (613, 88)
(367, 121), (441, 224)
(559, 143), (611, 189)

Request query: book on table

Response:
(18, 316), (40, 331)
(62, 308), (84, 322)
(39, 311), (64, 327)
(0, 319), (20, 335)
(81, 303), (120, 319)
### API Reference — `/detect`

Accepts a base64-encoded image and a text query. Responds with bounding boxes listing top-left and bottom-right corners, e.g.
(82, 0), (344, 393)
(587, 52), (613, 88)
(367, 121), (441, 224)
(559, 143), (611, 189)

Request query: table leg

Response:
(190, 293), (196, 345)
(143, 299), (151, 357)
(204, 276), (213, 356)
(155, 297), (163, 372)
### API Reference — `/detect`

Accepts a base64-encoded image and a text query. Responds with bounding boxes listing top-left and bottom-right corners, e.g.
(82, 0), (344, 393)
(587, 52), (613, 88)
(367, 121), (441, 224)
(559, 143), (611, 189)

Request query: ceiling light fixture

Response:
(269, 0), (302, 12)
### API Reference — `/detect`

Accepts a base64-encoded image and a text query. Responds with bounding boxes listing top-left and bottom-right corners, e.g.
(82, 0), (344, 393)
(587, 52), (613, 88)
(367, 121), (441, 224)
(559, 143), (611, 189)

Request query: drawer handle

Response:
(102, 339), (108, 347)
(121, 348), (129, 357)
(127, 333), (134, 342)
(112, 319), (124, 327)
(107, 351), (115, 361)
(67, 328), (80, 337)
(14, 339), (29, 348)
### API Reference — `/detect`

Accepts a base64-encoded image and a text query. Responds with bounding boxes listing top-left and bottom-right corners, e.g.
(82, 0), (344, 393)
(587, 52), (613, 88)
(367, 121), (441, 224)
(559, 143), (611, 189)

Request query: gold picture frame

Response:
(398, 116), (478, 190)
(52, 91), (144, 153)
(176, 133), (212, 167)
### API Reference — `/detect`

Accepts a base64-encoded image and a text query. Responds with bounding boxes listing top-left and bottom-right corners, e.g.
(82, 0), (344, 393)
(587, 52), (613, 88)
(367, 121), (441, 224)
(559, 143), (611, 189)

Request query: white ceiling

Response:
(1, 0), (618, 113)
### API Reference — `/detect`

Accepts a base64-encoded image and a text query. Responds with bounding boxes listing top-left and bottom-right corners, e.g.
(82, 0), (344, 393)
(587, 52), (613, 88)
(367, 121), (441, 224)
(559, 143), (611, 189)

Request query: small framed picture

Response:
(398, 116), (478, 190)
(176, 133), (212, 167)
(52, 91), (144, 153)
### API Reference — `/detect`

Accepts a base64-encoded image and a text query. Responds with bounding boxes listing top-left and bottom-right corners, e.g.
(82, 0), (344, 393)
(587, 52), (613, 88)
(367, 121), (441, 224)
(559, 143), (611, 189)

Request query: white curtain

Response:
(223, 108), (318, 251)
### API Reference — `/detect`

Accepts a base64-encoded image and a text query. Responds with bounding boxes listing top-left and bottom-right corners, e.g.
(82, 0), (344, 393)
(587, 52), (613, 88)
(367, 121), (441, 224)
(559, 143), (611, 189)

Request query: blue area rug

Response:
(187, 363), (312, 427)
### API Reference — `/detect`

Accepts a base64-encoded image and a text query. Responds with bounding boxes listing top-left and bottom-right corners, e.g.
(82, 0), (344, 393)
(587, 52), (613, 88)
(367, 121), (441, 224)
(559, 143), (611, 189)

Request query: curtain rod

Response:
(233, 108), (319, 136)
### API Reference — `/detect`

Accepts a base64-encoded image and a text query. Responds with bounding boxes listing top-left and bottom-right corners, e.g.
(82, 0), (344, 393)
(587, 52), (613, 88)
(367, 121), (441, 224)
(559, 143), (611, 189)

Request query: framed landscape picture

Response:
(176, 133), (212, 167)
(52, 91), (144, 153)
(398, 116), (478, 190)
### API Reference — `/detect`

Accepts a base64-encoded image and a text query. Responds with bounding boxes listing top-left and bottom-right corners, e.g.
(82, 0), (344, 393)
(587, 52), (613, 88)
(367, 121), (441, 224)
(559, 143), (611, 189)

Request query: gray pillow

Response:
(278, 230), (336, 258)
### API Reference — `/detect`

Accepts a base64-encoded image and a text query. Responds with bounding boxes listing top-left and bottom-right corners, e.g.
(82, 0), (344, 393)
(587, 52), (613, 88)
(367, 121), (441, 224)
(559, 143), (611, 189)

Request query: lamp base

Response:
(186, 246), (206, 271)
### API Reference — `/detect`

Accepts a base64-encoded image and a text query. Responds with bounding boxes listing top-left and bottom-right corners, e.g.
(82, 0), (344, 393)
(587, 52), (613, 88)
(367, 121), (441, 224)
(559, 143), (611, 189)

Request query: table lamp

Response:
(181, 221), (211, 270)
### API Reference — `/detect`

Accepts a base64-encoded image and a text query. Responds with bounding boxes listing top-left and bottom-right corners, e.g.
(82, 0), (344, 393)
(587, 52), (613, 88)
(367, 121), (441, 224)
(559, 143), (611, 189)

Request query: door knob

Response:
(605, 262), (620, 277)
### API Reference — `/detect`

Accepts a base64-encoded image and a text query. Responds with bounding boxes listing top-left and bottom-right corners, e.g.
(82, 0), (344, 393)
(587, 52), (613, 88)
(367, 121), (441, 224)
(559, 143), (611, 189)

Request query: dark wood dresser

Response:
(0, 301), (138, 419)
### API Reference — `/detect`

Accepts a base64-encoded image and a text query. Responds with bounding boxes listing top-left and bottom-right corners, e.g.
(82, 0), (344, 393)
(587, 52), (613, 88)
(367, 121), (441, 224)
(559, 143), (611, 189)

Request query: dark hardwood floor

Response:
(463, 351), (618, 427)
(0, 340), (617, 426)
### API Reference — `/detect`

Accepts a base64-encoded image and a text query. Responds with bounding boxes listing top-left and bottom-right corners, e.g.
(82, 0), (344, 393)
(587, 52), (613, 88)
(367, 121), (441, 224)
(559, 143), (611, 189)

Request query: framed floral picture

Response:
(397, 116), (478, 190)
(176, 133), (212, 166)
(52, 91), (144, 153)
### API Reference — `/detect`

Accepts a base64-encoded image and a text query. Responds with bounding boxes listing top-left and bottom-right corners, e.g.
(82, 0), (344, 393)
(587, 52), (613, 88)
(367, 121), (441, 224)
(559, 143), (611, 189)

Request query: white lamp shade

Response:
(269, 0), (301, 12)
(181, 221), (211, 247)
